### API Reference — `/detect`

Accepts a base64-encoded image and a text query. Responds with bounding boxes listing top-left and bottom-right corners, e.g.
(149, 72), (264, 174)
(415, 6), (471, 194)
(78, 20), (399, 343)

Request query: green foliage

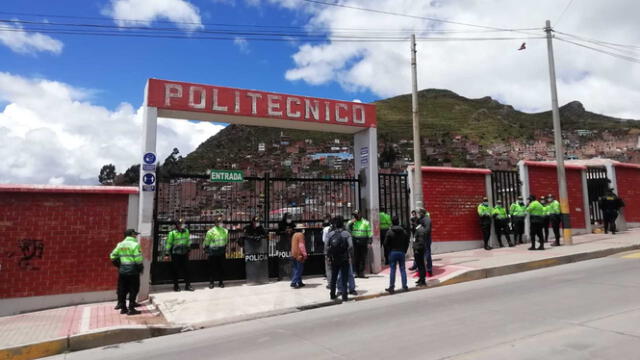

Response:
(98, 164), (116, 185)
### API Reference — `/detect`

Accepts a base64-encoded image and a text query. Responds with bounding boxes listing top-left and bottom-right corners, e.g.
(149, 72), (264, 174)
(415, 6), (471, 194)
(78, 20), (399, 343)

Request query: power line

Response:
(555, 30), (640, 51)
(555, 36), (640, 64)
(555, 0), (576, 27)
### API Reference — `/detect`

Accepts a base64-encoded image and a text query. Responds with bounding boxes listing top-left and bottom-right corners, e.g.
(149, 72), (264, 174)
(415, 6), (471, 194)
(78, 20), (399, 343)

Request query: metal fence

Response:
(378, 173), (411, 229)
(491, 170), (522, 210)
(586, 167), (609, 224)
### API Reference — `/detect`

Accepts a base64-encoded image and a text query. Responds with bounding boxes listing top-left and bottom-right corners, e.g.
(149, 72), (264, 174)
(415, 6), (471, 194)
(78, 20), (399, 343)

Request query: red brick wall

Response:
(421, 167), (490, 242)
(0, 186), (135, 299)
(615, 165), (640, 222)
(527, 164), (586, 229)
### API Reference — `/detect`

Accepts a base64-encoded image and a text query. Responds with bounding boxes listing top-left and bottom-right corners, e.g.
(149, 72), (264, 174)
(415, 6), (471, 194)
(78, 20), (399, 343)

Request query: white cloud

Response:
(103, 0), (203, 31)
(233, 36), (250, 53)
(0, 22), (63, 55)
(0, 72), (224, 185)
(272, 0), (640, 119)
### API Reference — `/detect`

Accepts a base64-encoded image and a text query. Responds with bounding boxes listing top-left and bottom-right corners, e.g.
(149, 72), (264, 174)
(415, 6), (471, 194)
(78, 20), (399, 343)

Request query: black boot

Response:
(114, 303), (124, 310)
(127, 307), (141, 316)
(209, 282), (214, 289)
(173, 284), (181, 292)
(218, 281), (224, 288)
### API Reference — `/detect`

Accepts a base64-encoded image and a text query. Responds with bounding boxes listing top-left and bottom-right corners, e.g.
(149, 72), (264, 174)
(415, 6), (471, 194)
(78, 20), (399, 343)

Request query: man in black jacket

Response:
(384, 216), (410, 294)
(413, 208), (432, 286)
(599, 189), (625, 234)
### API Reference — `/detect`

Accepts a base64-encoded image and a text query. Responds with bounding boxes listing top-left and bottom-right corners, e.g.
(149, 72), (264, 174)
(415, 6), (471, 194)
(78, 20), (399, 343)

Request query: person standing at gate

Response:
(276, 213), (296, 281)
(379, 207), (392, 265)
(413, 208), (432, 286)
(322, 214), (333, 288)
(541, 196), (551, 243)
(327, 216), (353, 301)
(477, 197), (493, 250)
(204, 215), (229, 289)
(110, 229), (143, 315)
(492, 200), (514, 247)
(165, 219), (194, 292)
(290, 225), (308, 289)
(408, 210), (419, 271)
(510, 196), (527, 245)
(526, 194), (545, 251)
(599, 189), (625, 234)
(547, 194), (562, 246)
(384, 216), (410, 294)
(348, 210), (372, 278)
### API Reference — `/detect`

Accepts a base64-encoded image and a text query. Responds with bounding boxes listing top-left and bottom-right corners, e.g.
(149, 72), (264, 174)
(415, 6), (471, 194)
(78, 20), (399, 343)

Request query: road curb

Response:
(0, 325), (182, 360)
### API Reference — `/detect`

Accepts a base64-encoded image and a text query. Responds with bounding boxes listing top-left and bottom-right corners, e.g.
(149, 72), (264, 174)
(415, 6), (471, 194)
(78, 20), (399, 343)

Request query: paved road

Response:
(49, 253), (640, 360)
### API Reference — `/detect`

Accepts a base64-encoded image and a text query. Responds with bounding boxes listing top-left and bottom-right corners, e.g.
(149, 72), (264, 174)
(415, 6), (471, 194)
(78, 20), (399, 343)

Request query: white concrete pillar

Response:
(580, 169), (592, 234)
(517, 161), (531, 241)
(354, 127), (381, 273)
(485, 172), (497, 245)
(604, 161), (627, 231)
(137, 104), (158, 300)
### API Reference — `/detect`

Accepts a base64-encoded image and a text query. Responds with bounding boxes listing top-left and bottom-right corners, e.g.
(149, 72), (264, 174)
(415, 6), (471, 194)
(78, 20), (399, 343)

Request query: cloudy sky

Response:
(1, 0), (639, 184)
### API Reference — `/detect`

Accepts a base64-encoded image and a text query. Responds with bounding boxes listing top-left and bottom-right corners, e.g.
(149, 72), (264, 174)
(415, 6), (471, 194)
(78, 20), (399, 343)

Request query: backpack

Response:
(327, 230), (349, 264)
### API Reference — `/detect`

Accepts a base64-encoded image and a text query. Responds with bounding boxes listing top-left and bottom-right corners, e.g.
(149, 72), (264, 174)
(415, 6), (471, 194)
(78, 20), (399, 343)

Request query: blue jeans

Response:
(337, 263), (355, 293)
(291, 259), (304, 286)
(388, 250), (407, 289)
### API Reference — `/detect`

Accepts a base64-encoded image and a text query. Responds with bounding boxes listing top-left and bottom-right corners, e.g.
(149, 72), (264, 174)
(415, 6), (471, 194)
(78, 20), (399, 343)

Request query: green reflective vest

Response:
(492, 206), (508, 220)
(110, 236), (142, 275)
(527, 200), (545, 217)
(166, 229), (191, 255)
(477, 203), (493, 217)
(510, 202), (527, 217)
(379, 212), (392, 230)
(204, 226), (229, 255)
(548, 200), (561, 215)
(349, 219), (372, 239)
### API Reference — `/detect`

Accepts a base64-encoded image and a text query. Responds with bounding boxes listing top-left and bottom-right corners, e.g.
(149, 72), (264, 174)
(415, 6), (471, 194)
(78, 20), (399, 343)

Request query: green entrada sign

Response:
(209, 170), (244, 182)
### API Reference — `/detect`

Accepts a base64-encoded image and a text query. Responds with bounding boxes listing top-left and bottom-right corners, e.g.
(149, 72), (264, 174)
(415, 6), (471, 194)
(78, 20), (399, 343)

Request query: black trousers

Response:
(512, 217), (525, 243)
(494, 219), (512, 246)
(117, 273), (140, 309)
(381, 229), (389, 264)
(543, 216), (550, 242)
(329, 261), (350, 300)
(414, 249), (426, 282)
(353, 241), (368, 276)
(480, 219), (492, 247)
(530, 220), (544, 248)
(550, 214), (562, 243)
(603, 210), (618, 234)
(171, 254), (191, 287)
(207, 254), (225, 283)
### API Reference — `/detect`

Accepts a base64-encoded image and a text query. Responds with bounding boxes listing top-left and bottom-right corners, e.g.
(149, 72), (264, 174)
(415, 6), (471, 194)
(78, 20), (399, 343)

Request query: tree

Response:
(98, 164), (116, 185)
(122, 164), (140, 185)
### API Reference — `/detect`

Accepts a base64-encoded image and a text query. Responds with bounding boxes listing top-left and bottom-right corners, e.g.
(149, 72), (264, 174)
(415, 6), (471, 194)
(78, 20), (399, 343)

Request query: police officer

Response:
(164, 219), (194, 292)
(541, 196), (550, 243)
(477, 197), (493, 250)
(379, 207), (392, 265)
(276, 212), (296, 281)
(413, 208), (432, 286)
(348, 210), (372, 278)
(110, 229), (143, 315)
(599, 189), (625, 234)
(204, 215), (229, 289)
(492, 200), (514, 247)
(510, 196), (526, 245)
(547, 194), (562, 246)
(526, 194), (545, 250)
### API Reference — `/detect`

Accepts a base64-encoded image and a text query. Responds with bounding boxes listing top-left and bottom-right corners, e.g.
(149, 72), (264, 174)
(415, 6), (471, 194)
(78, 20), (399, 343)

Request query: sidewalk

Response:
(1, 228), (638, 359)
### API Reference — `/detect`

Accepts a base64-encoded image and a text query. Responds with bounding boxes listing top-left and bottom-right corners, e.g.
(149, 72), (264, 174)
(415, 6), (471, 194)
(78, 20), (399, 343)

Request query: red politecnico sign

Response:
(146, 79), (376, 128)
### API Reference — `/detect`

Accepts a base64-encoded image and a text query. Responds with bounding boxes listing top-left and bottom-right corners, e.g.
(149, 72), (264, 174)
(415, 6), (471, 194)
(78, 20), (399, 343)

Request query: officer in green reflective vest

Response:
(477, 197), (493, 250)
(541, 196), (551, 243)
(165, 219), (194, 292)
(204, 215), (229, 289)
(547, 194), (562, 246)
(492, 200), (514, 247)
(348, 210), (372, 278)
(526, 194), (545, 251)
(510, 196), (527, 245)
(379, 207), (392, 265)
(110, 229), (143, 315)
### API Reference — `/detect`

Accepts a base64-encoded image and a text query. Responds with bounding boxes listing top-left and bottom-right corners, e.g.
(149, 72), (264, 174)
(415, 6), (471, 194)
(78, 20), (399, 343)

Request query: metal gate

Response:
(378, 173), (411, 229)
(586, 167), (610, 224)
(491, 170), (521, 209)
(151, 173), (360, 284)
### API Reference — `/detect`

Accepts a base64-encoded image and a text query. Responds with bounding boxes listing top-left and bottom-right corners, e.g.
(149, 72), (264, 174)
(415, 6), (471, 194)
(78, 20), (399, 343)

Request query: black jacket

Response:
(413, 216), (432, 252)
(384, 225), (410, 253)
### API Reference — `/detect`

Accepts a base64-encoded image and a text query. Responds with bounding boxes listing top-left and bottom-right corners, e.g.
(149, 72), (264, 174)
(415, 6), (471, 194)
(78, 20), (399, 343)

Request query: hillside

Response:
(173, 89), (640, 174)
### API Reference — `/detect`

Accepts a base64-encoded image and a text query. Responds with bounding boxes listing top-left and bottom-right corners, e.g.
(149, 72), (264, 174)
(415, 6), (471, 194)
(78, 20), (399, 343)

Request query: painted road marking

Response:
(622, 252), (640, 259)
(79, 307), (91, 333)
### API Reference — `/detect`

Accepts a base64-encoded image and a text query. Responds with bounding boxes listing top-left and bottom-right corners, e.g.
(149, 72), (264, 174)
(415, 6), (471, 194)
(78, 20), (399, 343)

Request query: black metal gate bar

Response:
(491, 170), (521, 211)
(378, 173), (411, 229)
(586, 167), (609, 225)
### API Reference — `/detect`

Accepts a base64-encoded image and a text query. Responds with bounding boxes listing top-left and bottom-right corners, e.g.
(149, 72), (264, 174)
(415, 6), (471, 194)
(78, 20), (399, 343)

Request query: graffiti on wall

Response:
(0, 239), (45, 271)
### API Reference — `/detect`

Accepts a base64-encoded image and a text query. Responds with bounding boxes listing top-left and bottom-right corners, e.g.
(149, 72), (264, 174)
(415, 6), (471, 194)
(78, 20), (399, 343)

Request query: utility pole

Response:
(545, 20), (573, 245)
(411, 34), (424, 209)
